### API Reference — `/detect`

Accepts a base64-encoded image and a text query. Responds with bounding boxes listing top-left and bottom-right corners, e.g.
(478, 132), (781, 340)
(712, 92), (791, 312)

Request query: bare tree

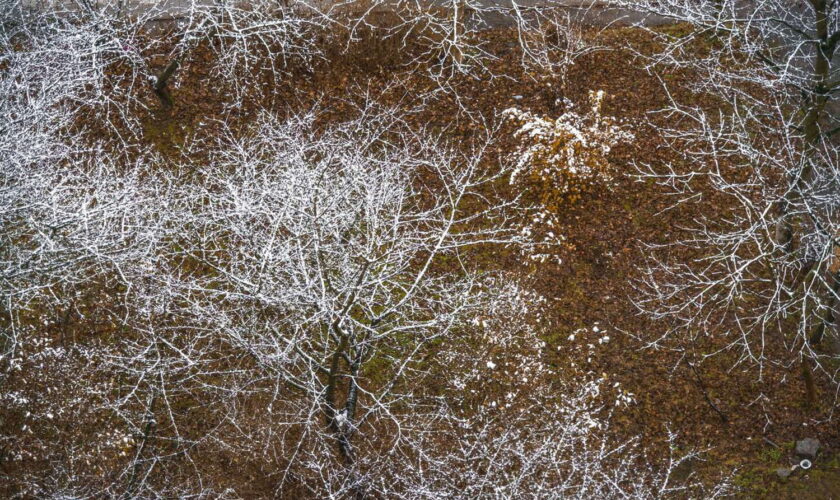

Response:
(509, 2), (610, 92)
(615, 0), (840, 406)
(0, 5), (183, 494)
(1, 1), (741, 496)
(145, 107), (518, 494)
(148, 0), (326, 107)
(0, 0), (165, 355)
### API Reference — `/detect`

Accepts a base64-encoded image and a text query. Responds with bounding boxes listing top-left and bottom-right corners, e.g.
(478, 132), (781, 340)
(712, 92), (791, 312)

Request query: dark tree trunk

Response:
(153, 59), (180, 109)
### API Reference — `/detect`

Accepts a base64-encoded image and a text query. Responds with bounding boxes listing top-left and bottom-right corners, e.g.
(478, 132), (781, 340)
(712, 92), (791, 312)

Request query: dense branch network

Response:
(0, 0), (739, 496)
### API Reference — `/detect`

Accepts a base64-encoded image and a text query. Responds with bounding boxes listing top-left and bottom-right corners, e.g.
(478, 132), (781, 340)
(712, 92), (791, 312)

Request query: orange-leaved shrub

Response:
(504, 90), (633, 206)
(504, 91), (633, 264)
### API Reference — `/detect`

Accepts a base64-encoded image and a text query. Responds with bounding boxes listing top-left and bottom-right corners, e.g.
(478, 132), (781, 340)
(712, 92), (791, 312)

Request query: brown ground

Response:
(10, 21), (840, 496)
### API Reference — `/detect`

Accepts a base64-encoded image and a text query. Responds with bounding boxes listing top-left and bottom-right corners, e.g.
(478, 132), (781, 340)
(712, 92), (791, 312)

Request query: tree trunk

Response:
(802, 360), (818, 408)
(153, 59), (180, 109)
(774, 0), (833, 251)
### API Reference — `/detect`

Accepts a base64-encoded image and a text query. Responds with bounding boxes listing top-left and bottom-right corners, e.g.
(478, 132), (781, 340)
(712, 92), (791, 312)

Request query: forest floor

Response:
(130, 23), (840, 496)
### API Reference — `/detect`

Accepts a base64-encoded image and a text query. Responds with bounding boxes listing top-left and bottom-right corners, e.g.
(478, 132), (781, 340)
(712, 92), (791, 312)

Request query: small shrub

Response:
(504, 90), (633, 205)
(505, 91), (633, 263)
